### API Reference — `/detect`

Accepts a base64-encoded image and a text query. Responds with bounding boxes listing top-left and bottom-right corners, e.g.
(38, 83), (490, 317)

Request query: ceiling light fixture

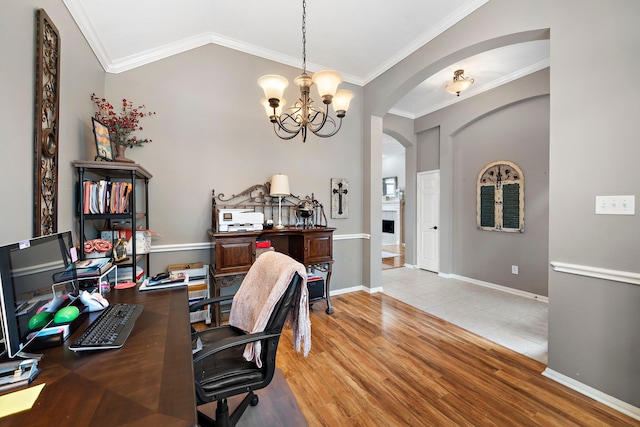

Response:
(258, 0), (354, 143)
(445, 69), (474, 96)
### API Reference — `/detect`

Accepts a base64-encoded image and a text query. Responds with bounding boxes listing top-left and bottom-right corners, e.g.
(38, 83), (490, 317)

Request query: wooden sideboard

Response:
(207, 227), (335, 325)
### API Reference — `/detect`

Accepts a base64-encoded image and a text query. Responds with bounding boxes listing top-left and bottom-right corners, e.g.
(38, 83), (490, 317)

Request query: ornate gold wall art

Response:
(33, 9), (60, 236)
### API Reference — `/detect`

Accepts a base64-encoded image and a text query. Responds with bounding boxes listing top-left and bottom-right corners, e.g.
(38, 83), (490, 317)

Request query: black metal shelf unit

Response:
(73, 160), (152, 281)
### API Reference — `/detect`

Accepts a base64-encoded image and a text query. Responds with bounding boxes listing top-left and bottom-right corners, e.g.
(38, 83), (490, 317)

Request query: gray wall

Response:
(417, 127), (440, 173)
(0, 0), (104, 245)
(547, 0), (640, 406)
(363, 0), (640, 410)
(102, 44), (364, 288)
(2, 0), (640, 411)
(412, 69), (550, 296)
(0, 2), (365, 291)
(452, 94), (549, 296)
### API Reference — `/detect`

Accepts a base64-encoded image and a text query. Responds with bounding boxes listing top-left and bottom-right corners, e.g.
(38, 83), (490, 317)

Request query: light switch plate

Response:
(595, 195), (635, 215)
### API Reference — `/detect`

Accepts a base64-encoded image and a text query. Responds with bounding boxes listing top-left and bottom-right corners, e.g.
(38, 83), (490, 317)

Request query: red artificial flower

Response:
(91, 93), (156, 148)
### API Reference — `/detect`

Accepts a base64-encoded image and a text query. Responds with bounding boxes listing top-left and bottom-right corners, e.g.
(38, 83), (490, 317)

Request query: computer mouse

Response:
(151, 272), (170, 281)
(79, 290), (109, 312)
(28, 311), (53, 330)
(54, 306), (80, 323)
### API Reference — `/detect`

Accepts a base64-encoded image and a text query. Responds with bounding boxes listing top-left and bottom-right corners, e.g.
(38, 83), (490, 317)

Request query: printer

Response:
(218, 209), (264, 232)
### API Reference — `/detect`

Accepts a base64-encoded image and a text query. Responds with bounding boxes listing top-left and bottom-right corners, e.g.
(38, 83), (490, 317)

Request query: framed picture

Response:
(92, 117), (113, 161)
(331, 178), (349, 219)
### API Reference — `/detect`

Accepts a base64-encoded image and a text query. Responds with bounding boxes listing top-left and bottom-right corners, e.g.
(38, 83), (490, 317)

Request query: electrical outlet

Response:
(511, 265), (519, 275)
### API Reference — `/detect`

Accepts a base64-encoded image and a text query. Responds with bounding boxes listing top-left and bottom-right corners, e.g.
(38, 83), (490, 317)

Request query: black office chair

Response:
(189, 268), (304, 427)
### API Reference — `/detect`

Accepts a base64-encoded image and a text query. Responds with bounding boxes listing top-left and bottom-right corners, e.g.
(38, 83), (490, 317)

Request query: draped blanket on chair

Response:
(229, 251), (311, 367)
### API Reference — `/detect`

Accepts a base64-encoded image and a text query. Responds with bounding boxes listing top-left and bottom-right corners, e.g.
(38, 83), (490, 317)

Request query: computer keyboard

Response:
(69, 303), (144, 352)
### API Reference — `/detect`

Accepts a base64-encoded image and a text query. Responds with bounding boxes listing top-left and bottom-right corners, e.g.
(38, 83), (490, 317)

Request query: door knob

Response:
(430, 226), (438, 230)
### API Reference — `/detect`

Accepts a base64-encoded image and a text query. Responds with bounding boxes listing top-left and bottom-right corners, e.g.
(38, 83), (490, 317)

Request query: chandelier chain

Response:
(258, 0), (353, 142)
(301, 0), (307, 75)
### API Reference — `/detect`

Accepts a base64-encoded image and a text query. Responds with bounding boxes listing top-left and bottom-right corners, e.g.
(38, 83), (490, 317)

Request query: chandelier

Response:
(445, 69), (474, 96)
(258, 0), (354, 142)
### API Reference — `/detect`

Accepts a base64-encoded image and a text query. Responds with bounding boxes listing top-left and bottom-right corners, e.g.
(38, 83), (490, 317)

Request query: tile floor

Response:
(381, 266), (548, 364)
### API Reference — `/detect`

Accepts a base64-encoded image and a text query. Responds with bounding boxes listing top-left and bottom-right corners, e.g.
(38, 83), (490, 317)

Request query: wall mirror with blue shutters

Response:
(476, 161), (524, 232)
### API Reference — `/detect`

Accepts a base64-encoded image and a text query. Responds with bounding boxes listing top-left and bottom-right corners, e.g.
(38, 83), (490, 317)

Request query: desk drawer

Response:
(215, 237), (255, 275)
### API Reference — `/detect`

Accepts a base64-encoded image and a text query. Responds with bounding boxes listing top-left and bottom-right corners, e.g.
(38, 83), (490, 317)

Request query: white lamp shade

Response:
(332, 89), (354, 113)
(261, 97), (286, 117)
(258, 75), (289, 100)
(312, 70), (343, 98)
(270, 174), (290, 196)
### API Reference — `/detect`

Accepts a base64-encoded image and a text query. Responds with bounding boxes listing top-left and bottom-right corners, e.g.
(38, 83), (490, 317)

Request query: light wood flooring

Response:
(275, 291), (639, 426)
(382, 244), (405, 270)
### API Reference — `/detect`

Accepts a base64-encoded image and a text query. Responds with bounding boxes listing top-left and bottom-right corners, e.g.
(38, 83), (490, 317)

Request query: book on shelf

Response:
(53, 257), (113, 283)
(82, 180), (132, 215)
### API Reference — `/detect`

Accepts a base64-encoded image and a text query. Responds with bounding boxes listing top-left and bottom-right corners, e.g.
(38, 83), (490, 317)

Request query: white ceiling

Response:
(64, 0), (549, 135)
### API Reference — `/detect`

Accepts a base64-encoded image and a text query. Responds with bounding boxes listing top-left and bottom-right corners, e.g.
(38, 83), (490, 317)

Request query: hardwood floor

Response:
(382, 244), (405, 270)
(276, 291), (639, 426)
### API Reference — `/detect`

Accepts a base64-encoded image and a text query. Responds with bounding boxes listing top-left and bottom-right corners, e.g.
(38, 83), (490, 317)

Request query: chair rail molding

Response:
(550, 261), (640, 286)
(150, 233), (369, 254)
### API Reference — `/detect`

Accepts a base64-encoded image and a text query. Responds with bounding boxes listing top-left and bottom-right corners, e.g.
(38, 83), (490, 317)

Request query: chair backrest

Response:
(263, 271), (303, 334)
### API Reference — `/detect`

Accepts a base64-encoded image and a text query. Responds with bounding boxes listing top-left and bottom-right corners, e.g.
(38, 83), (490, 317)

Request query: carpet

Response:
(381, 251), (400, 258)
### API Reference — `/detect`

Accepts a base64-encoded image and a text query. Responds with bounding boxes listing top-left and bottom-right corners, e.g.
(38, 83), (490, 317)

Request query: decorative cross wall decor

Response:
(331, 178), (349, 219)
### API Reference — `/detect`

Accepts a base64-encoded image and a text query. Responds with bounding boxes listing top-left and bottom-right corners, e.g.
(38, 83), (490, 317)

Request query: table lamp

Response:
(270, 174), (290, 229)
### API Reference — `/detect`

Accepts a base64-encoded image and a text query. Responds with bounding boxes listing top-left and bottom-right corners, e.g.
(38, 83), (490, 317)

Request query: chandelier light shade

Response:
(332, 90), (355, 116)
(445, 69), (474, 96)
(311, 70), (343, 102)
(270, 174), (290, 229)
(258, 75), (289, 101)
(258, 0), (354, 142)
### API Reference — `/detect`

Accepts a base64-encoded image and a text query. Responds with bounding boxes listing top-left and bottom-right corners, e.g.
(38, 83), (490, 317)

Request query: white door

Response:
(417, 170), (440, 272)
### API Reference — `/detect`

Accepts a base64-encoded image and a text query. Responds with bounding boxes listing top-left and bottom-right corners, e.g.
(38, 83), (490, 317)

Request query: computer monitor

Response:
(0, 231), (75, 358)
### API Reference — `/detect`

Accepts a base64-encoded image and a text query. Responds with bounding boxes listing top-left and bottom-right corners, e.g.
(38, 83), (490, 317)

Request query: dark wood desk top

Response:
(1, 286), (197, 427)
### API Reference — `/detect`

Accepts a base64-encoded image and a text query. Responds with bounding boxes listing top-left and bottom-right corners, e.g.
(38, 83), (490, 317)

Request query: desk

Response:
(0, 287), (197, 427)
(208, 227), (335, 325)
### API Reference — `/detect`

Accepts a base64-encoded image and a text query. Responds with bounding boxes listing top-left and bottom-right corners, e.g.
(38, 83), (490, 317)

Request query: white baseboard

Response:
(330, 285), (383, 296)
(443, 273), (548, 303)
(542, 368), (640, 421)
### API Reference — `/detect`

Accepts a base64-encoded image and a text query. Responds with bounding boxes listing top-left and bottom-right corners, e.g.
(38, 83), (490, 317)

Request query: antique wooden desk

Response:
(208, 183), (335, 325)
(208, 226), (335, 325)
(0, 287), (197, 427)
